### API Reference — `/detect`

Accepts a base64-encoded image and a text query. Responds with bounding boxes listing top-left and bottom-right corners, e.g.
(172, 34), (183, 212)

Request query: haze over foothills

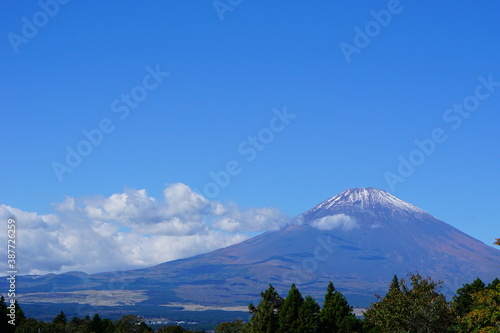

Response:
(1, 1), (500, 276)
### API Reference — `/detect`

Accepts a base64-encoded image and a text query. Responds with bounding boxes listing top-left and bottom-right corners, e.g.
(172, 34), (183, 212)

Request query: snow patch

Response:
(311, 214), (359, 231)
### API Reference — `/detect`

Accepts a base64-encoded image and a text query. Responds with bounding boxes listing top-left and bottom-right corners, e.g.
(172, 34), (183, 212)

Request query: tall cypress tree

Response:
(52, 310), (67, 333)
(248, 284), (283, 333)
(278, 283), (304, 333)
(319, 281), (353, 333)
(298, 295), (320, 333)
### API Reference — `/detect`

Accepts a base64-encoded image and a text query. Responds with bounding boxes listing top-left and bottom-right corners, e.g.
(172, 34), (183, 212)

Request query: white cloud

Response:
(212, 205), (289, 232)
(0, 183), (290, 275)
(311, 214), (359, 231)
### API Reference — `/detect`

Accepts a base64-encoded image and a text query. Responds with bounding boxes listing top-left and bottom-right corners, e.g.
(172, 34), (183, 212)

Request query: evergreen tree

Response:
(298, 295), (320, 333)
(462, 283), (500, 332)
(90, 313), (115, 333)
(91, 313), (103, 332)
(452, 277), (486, 317)
(0, 295), (15, 333)
(319, 281), (355, 332)
(16, 318), (52, 333)
(157, 326), (188, 333)
(247, 284), (283, 333)
(52, 310), (67, 333)
(278, 283), (304, 333)
(215, 319), (246, 333)
(66, 316), (84, 331)
(387, 275), (402, 299)
(53, 310), (67, 325)
(371, 275), (407, 330)
(455, 279), (500, 332)
(101, 317), (116, 333)
(14, 300), (26, 323)
(338, 315), (362, 333)
(0, 299), (26, 332)
(487, 277), (500, 289)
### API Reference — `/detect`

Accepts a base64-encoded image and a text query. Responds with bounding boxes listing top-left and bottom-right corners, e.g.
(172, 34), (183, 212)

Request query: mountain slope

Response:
(8, 188), (500, 315)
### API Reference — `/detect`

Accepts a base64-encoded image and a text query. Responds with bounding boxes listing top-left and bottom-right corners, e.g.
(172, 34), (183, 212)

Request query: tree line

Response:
(0, 299), (200, 333)
(215, 273), (500, 333)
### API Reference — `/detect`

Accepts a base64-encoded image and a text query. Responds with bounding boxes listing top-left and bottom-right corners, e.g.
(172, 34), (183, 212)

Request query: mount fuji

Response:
(7, 188), (500, 318)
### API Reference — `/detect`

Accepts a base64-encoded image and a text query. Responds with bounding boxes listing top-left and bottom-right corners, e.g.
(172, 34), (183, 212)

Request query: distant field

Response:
(18, 290), (148, 306)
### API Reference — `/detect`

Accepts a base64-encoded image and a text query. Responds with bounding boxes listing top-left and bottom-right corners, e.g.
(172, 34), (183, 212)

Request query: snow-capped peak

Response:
(305, 187), (428, 217)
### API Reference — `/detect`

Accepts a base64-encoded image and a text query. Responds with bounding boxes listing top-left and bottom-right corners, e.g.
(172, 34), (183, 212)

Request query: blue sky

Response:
(1, 1), (499, 274)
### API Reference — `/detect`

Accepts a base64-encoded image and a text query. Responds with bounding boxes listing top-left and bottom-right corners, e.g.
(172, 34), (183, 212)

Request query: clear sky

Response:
(1, 1), (499, 274)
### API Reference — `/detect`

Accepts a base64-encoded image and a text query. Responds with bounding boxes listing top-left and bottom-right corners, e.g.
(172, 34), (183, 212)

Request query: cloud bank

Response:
(0, 183), (290, 275)
(311, 214), (359, 231)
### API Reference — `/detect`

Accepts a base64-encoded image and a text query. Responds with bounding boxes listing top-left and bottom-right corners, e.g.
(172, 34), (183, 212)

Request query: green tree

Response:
(157, 325), (199, 332)
(298, 295), (320, 333)
(487, 278), (500, 289)
(90, 313), (103, 332)
(366, 275), (407, 331)
(51, 310), (67, 333)
(452, 278), (486, 318)
(88, 313), (115, 333)
(0, 295), (13, 333)
(247, 284), (283, 333)
(364, 273), (453, 333)
(115, 314), (152, 333)
(454, 280), (500, 332)
(215, 319), (246, 333)
(461, 284), (500, 332)
(16, 318), (52, 333)
(65, 315), (92, 332)
(53, 310), (67, 325)
(278, 283), (304, 333)
(319, 281), (356, 333)
(66, 316), (83, 332)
